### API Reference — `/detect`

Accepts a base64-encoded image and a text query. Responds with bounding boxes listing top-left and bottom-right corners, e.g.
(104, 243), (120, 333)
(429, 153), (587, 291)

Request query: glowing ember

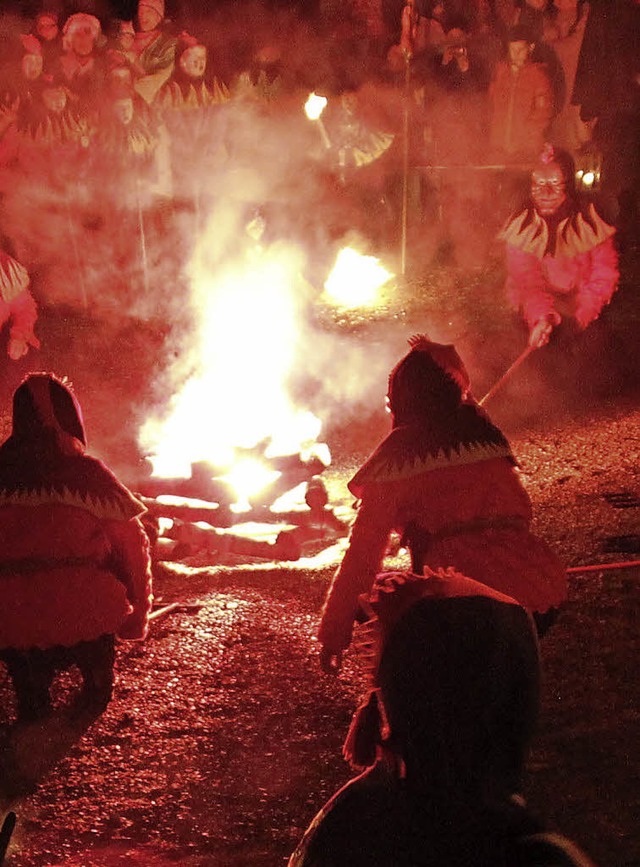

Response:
(304, 92), (328, 121)
(323, 247), (393, 308)
(139, 228), (329, 504)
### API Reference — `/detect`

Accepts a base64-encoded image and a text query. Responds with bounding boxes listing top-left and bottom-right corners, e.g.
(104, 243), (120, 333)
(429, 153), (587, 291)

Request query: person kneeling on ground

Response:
(291, 567), (596, 867)
(0, 373), (153, 723)
(318, 334), (566, 674)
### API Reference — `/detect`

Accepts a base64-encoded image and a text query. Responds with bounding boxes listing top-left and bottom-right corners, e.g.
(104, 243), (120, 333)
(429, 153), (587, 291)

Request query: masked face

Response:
(179, 46), (207, 79)
(531, 162), (567, 215)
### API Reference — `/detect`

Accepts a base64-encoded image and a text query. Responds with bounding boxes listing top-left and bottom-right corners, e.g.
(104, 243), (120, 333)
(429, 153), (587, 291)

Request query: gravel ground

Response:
(1, 254), (640, 867)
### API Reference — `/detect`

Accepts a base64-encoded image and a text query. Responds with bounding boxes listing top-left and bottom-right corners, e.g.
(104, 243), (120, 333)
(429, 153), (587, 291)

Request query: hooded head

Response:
(387, 335), (471, 426)
(11, 373), (86, 452)
(347, 569), (540, 801)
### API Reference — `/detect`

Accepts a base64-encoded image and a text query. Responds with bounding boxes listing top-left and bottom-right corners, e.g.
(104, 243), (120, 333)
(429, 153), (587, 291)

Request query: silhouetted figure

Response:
(294, 568), (595, 866)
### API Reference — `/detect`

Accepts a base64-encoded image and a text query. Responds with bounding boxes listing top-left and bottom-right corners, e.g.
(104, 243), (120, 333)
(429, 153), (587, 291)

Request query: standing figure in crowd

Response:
(500, 143), (618, 350)
(488, 24), (553, 163)
(0, 374), (153, 723)
(30, 10), (62, 74)
(57, 13), (106, 112)
(294, 568), (595, 866)
(318, 335), (566, 674)
(571, 0), (639, 243)
(0, 245), (39, 360)
(132, 0), (177, 104)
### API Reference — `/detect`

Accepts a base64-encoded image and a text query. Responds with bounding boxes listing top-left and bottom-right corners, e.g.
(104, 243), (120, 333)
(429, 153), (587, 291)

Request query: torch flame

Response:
(304, 92), (328, 121)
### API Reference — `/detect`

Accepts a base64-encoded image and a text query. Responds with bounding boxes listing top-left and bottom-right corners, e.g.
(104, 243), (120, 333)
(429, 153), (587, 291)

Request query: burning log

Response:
(145, 477), (350, 565)
(157, 520), (303, 562)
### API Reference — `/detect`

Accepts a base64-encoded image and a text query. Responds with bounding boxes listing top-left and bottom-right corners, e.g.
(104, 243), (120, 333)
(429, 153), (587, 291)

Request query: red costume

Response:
(318, 337), (566, 669)
(0, 374), (152, 721)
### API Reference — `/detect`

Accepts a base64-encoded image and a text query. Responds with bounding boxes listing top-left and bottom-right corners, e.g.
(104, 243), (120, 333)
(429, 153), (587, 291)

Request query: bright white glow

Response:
(139, 229), (329, 499)
(582, 171), (595, 186)
(324, 247), (393, 308)
(304, 92), (327, 121)
(222, 458), (280, 504)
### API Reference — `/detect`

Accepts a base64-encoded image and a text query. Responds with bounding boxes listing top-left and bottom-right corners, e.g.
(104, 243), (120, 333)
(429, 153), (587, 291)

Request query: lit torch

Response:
(304, 92), (331, 150)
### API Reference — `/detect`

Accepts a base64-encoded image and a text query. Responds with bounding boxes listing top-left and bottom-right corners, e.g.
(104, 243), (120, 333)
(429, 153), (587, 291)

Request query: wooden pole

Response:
(478, 345), (536, 407)
(567, 559), (640, 574)
(400, 51), (411, 276)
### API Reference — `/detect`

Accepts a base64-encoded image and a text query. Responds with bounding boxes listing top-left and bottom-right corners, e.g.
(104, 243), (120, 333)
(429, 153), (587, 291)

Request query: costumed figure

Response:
(293, 568), (595, 867)
(0, 247), (39, 360)
(30, 10), (62, 74)
(318, 335), (566, 674)
(500, 143), (618, 350)
(488, 24), (553, 163)
(319, 88), (395, 248)
(131, 0), (177, 105)
(0, 374), (153, 723)
(156, 33), (230, 219)
(56, 13), (106, 113)
(10, 74), (91, 176)
(157, 32), (230, 109)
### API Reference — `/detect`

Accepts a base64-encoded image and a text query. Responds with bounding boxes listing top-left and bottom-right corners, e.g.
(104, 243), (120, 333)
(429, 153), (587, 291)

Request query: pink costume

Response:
(501, 203), (619, 329)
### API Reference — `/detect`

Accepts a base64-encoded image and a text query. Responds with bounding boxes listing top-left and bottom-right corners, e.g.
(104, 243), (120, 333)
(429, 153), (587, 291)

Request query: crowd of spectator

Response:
(0, 0), (636, 309)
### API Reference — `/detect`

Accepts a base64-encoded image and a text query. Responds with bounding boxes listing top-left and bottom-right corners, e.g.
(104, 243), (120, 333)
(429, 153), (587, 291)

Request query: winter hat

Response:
(138, 0), (165, 20)
(62, 13), (101, 51)
(12, 373), (86, 447)
(387, 334), (471, 424)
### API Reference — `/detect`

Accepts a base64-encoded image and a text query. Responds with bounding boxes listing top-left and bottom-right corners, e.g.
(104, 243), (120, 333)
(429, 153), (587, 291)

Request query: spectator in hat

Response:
(318, 334), (566, 674)
(488, 24), (553, 162)
(294, 568), (595, 866)
(30, 10), (62, 74)
(0, 373), (153, 723)
(56, 12), (106, 111)
(131, 0), (177, 104)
